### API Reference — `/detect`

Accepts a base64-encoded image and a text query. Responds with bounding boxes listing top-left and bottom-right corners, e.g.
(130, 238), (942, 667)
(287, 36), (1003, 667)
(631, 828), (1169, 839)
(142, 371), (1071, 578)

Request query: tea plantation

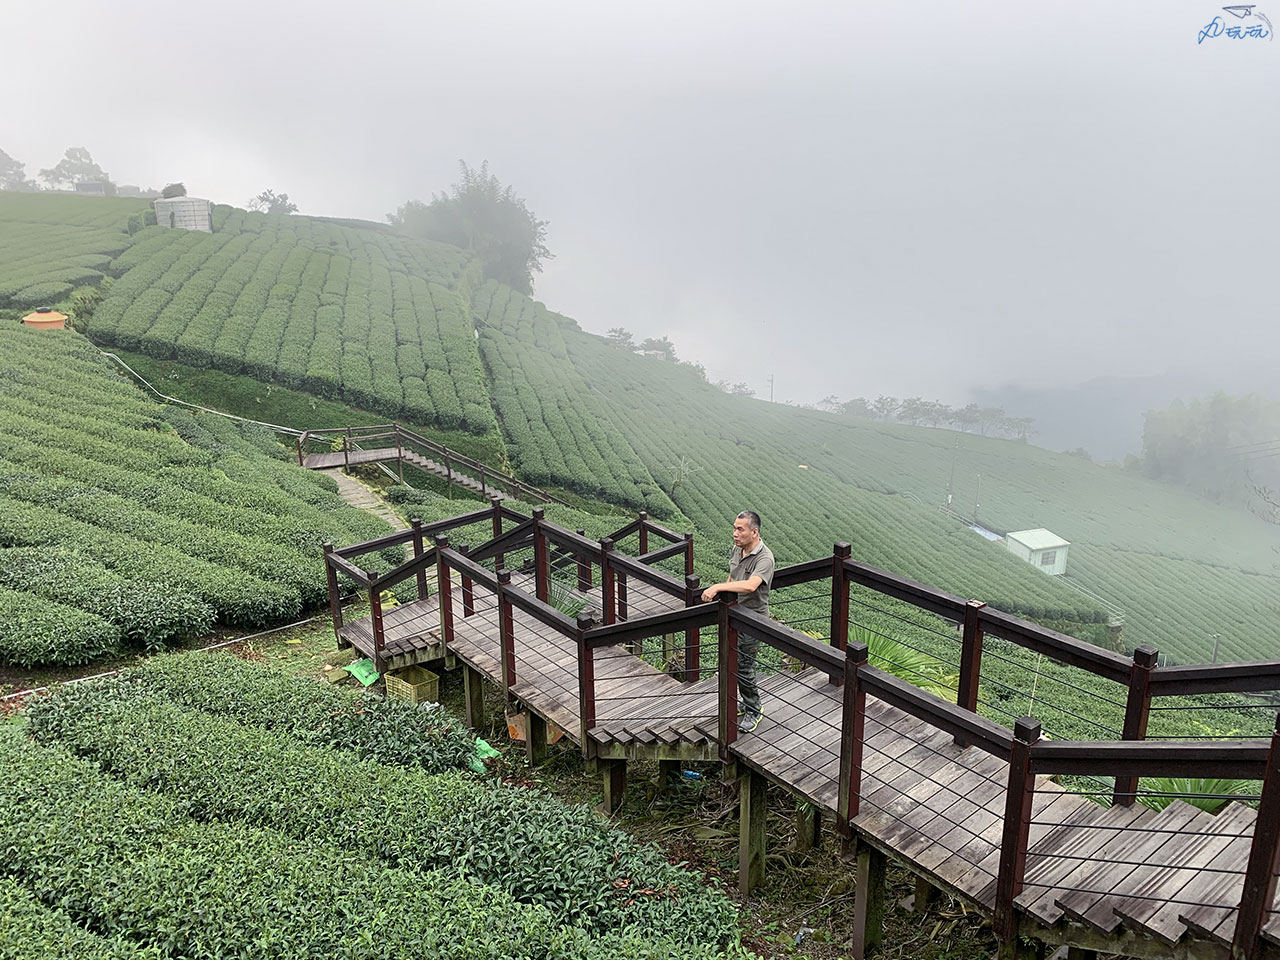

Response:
(0, 653), (750, 960)
(0, 324), (393, 666)
(0, 193), (145, 308)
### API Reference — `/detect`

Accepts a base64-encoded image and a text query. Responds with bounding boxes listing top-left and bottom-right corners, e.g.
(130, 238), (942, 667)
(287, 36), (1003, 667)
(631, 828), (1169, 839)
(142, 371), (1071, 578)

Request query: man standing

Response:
(701, 510), (775, 732)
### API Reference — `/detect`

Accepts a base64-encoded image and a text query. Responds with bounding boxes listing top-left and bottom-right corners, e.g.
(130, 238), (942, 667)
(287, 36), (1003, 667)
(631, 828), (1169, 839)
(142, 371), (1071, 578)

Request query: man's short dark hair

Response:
(736, 510), (761, 532)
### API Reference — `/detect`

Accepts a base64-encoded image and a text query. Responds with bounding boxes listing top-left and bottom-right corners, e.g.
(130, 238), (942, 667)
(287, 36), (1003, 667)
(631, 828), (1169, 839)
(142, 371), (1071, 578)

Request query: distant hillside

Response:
(974, 366), (1280, 462)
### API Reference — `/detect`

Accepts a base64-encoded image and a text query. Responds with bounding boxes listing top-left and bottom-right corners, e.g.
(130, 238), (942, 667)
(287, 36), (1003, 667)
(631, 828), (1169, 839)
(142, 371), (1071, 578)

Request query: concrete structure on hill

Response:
(154, 196), (213, 232)
(1005, 528), (1069, 575)
(74, 180), (113, 196)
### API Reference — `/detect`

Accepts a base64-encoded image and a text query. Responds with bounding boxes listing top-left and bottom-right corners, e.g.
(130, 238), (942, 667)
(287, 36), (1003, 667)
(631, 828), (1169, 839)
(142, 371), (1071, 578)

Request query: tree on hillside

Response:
(816, 395), (842, 412)
(639, 336), (678, 362)
(872, 396), (900, 421)
(606, 327), (635, 350)
(39, 147), (110, 189)
(161, 182), (187, 198)
(841, 397), (875, 418)
(0, 148), (37, 191)
(248, 189), (298, 214)
(388, 161), (551, 295)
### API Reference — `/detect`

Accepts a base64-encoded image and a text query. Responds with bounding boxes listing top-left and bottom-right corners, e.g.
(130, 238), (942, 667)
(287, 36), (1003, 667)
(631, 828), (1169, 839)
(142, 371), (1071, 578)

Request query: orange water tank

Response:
(21, 308), (67, 330)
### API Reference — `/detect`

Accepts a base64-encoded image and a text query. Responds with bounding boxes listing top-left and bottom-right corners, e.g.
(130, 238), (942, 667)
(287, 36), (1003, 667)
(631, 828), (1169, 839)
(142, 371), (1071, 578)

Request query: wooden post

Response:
(602, 758), (627, 814)
(491, 497), (504, 572)
(913, 876), (939, 914)
(739, 766), (767, 896)
(637, 511), (648, 555)
(459, 544), (475, 617)
(1113, 644), (1158, 806)
(575, 529), (591, 590)
(479, 463), (487, 498)
(718, 594), (739, 762)
(368, 572), (385, 669)
(411, 520), (429, 600)
(343, 426), (351, 472)
(497, 569), (515, 696)
(532, 507), (548, 603)
(576, 614), (596, 758)
(838, 641), (869, 836)
(795, 804), (822, 853)
(1232, 715), (1280, 960)
(853, 842), (888, 960)
(830, 541), (851, 652)
(435, 535), (454, 646)
(525, 713), (548, 766)
(955, 599), (987, 745)
(395, 424), (404, 484)
(684, 532), (694, 579)
(658, 759), (680, 789)
(600, 538), (617, 626)
(994, 716), (1041, 943)
(463, 665), (485, 730)
(685, 574), (701, 683)
(443, 450), (452, 498)
(322, 543), (344, 642)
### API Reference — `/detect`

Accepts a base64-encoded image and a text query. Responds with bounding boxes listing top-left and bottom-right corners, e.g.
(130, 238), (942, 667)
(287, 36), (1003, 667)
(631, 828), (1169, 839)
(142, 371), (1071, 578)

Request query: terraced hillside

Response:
(0, 325), (392, 666)
(0, 193), (145, 308)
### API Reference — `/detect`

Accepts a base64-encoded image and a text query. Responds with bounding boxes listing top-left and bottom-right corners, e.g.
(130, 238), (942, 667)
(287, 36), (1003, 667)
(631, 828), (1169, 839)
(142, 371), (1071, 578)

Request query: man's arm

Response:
(701, 576), (763, 602)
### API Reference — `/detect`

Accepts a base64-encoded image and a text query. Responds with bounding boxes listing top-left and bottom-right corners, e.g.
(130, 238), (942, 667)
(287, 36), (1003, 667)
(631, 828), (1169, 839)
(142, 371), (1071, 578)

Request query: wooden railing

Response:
(297, 423), (568, 505)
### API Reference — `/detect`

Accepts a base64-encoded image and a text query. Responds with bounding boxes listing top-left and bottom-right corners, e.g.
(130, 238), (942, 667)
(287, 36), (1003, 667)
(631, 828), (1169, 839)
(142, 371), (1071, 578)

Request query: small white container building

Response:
(153, 196), (213, 232)
(1005, 528), (1070, 576)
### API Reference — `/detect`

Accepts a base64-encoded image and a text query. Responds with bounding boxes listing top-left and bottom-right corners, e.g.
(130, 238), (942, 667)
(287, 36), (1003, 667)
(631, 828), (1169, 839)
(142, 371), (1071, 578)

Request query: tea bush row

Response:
(30, 676), (739, 944)
(0, 733), (739, 960)
(0, 876), (155, 960)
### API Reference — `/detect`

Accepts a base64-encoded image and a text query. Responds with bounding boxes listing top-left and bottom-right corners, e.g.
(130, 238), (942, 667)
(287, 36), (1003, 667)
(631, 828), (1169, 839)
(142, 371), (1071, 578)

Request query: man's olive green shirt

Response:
(729, 540), (775, 614)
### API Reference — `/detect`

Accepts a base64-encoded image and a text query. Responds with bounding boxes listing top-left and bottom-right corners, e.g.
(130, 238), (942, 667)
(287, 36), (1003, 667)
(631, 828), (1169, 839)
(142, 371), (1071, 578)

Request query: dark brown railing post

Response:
(994, 716), (1041, 944)
(684, 532), (694, 579)
(497, 569), (516, 695)
(955, 599), (987, 745)
(1232, 715), (1280, 960)
(443, 449), (453, 497)
(367, 571), (385, 663)
(684, 574), (702, 683)
(837, 640), (869, 837)
(435, 535), (454, 647)
(490, 497), (504, 572)
(717, 594), (740, 761)
(343, 426), (351, 472)
(459, 544), (475, 617)
(532, 507), (548, 603)
(322, 543), (343, 640)
(411, 519), (428, 600)
(576, 614), (597, 758)
(600, 538), (617, 626)
(395, 424), (404, 483)
(637, 511), (648, 555)
(575, 529), (592, 591)
(1113, 644), (1158, 806)
(830, 542), (852, 688)
(296, 433), (305, 467)
(479, 463), (487, 498)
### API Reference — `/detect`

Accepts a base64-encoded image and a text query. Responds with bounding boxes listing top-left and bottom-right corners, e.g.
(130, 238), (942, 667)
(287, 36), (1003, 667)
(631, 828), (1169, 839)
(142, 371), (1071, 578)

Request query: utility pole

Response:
(767, 374), (774, 403)
(946, 434), (959, 509)
(974, 473), (982, 523)
(1211, 634), (1222, 663)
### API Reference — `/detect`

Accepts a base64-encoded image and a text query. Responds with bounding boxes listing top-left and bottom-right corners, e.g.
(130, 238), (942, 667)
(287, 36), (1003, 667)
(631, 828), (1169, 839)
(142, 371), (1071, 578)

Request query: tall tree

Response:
(388, 161), (551, 295)
(639, 336), (678, 362)
(161, 182), (187, 198)
(606, 327), (635, 350)
(248, 189), (297, 214)
(39, 147), (110, 189)
(0, 148), (36, 191)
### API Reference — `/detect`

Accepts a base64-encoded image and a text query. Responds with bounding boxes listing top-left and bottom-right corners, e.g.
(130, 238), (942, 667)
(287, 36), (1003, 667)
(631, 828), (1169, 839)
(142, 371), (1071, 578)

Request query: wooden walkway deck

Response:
(304, 447), (505, 499)
(326, 513), (1280, 960)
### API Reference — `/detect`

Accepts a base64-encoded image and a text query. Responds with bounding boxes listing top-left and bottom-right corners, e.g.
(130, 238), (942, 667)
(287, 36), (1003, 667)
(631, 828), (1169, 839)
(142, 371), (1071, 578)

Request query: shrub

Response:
(0, 876), (156, 960)
(0, 587), (119, 666)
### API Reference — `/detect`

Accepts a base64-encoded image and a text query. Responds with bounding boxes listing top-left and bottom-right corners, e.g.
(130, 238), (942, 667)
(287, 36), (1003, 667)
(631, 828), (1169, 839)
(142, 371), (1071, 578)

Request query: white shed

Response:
(154, 196), (213, 232)
(1005, 528), (1070, 576)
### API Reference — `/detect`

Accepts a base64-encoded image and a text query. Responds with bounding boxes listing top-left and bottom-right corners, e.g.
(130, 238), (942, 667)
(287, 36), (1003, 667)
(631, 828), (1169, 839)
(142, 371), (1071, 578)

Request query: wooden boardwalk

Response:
(327, 507), (1280, 960)
(306, 447), (505, 499)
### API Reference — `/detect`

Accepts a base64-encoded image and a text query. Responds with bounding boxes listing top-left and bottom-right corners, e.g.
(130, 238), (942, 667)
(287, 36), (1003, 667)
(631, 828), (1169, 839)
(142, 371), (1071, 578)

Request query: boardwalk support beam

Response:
(794, 804), (822, 853)
(601, 758), (627, 814)
(525, 712), (548, 766)
(852, 841), (887, 959)
(739, 766), (767, 896)
(463, 665), (485, 730)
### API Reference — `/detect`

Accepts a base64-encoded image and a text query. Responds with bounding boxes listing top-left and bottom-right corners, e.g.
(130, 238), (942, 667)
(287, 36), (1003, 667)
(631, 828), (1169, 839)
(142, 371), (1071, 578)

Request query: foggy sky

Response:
(6, 1), (1277, 407)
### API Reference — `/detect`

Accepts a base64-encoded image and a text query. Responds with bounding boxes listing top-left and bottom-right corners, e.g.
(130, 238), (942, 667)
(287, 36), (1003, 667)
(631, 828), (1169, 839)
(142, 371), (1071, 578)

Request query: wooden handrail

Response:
(438, 547), (500, 592)
(642, 517), (685, 545)
(501, 581), (578, 636)
(774, 557), (833, 589)
(325, 551), (371, 587)
(1148, 661), (1280, 696)
(373, 545), (438, 592)
(979, 607), (1132, 685)
(1028, 739), (1270, 779)
(861, 665), (1016, 760)
(730, 606), (844, 677)
(607, 551), (686, 598)
(583, 603), (718, 650)
(636, 540), (689, 564)
(334, 527), (416, 558)
(843, 558), (969, 621)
